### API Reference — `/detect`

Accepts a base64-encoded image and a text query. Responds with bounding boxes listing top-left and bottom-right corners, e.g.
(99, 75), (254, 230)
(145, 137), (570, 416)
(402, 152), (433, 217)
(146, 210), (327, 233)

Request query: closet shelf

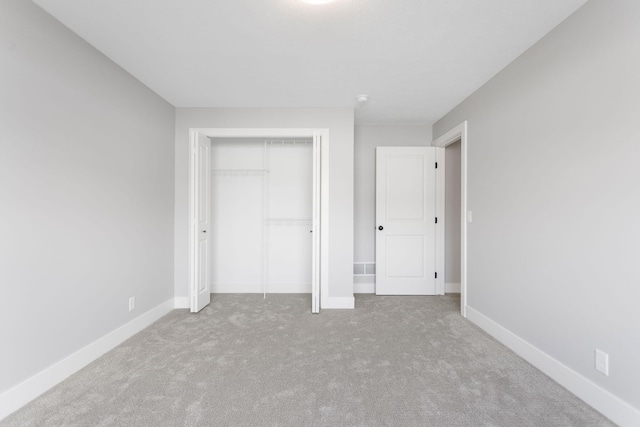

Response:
(264, 218), (312, 226)
(211, 169), (269, 176)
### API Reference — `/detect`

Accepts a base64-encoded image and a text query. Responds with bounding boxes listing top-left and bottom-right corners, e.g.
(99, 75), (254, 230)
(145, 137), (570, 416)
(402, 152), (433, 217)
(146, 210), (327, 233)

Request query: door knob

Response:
(378, 226), (383, 230)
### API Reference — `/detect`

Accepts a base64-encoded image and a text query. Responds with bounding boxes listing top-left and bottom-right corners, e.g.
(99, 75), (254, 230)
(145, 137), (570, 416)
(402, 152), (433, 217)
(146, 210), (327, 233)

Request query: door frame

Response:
(188, 128), (329, 314)
(432, 121), (468, 318)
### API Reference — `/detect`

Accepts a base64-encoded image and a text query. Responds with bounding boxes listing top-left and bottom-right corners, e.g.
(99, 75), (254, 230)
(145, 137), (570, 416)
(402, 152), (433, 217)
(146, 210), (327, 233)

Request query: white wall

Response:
(0, 0), (175, 397)
(174, 109), (354, 305)
(434, 0), (640, 419)
(353, 125), (432, 291)
(444, 141), (461, 291)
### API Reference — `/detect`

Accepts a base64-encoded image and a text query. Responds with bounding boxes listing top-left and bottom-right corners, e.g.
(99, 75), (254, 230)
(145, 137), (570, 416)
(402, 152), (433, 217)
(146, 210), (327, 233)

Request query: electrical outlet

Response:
(129, 296), (136, 312)
(595, 349), (609, 376)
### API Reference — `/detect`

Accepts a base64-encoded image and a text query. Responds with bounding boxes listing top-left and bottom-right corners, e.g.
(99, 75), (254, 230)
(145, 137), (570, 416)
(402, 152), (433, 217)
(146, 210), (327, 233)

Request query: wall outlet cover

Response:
(595, 349), (609, 376)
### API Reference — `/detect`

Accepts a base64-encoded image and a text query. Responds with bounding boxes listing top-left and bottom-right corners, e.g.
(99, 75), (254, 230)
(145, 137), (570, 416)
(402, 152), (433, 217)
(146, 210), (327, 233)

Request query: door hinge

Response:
(435, 217), (438, 224)
(435, 272), (438, 279)
(435, 162), (438, 169)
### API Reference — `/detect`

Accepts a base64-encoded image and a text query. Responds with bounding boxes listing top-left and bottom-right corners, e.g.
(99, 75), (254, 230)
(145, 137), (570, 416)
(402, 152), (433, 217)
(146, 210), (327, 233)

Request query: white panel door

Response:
(192, 132), (211, 312)
(376, 147), (439, 295)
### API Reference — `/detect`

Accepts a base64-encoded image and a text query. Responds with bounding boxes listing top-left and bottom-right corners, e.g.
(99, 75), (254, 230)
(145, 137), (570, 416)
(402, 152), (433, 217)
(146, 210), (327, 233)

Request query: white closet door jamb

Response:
(261, 140), (270, 298)
(311, 133), (321, 314)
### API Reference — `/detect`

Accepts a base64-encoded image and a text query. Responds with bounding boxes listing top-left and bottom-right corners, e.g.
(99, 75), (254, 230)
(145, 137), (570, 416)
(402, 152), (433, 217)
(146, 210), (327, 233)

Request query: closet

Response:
(210, 137), (313, 294)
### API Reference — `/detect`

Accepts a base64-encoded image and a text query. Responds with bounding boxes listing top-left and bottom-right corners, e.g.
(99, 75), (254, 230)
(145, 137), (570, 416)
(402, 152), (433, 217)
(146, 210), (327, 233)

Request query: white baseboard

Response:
(466, 306), (640, 427)
(174, 296), (190, 309)
(322, 296), (355, 309)
(354, 280), (459, 295)
(0, 298), (175, 421)
(445, 282), (461, 293)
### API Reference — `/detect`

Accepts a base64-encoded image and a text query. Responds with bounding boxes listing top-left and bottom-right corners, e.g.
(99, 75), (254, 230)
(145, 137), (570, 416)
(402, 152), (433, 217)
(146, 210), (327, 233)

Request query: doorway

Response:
(432, 121), (468, 317)
(188, 128), (328, 314)
(444, 140), (461, 294)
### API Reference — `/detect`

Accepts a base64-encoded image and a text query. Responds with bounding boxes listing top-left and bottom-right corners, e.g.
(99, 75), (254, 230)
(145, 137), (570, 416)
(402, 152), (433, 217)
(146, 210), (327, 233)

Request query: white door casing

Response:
(191, 132), (212, 312)
(311, 133), (321, 313)
(375, 147), (444, 295)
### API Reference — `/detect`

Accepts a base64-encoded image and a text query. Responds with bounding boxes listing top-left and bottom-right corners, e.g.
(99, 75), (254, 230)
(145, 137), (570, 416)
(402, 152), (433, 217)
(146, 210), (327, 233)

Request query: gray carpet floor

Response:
(2, 294), (614, 427)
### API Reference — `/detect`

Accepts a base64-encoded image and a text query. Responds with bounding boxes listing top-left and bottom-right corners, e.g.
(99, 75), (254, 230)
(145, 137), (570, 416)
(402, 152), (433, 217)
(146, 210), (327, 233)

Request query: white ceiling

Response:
(33, 0), (587, 125)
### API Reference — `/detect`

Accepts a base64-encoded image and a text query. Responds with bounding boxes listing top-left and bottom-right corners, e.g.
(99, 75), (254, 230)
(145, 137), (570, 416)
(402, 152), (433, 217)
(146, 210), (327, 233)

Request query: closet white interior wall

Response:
(210, 137), (313, 294)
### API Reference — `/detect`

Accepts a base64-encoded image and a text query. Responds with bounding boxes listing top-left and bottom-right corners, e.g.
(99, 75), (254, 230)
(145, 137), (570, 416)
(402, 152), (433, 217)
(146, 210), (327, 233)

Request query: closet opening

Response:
(188, 128), (328, 314)
(210, 137), (313, 295)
